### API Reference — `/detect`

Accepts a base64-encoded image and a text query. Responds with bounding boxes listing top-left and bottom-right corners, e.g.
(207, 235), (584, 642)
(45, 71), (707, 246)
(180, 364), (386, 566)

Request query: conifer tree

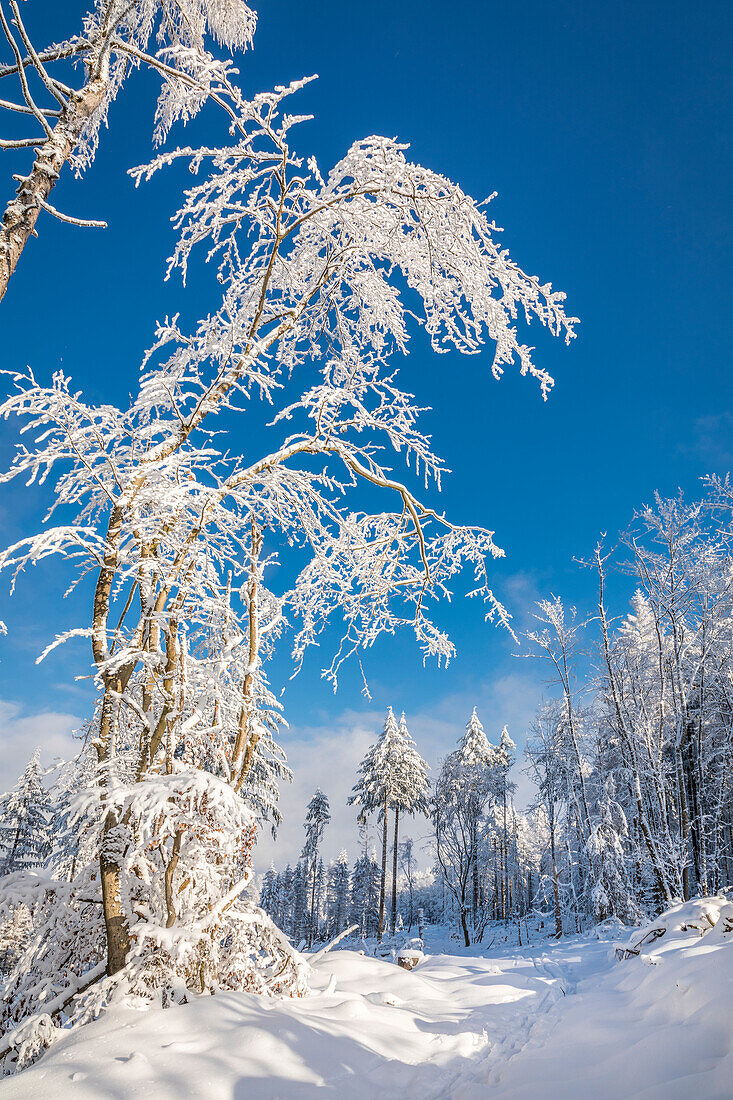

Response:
(259, 866), (278, 922)
(301, 789), (331, 946)
(457, 709), (499, 928)
(0, 903), (31, 975)
(0, 750), (51, 875)
(327, 851), (351, 937)
(350, 712), (394, 941)
(389, 713), (430, 933)
(350, 849), (381, 938)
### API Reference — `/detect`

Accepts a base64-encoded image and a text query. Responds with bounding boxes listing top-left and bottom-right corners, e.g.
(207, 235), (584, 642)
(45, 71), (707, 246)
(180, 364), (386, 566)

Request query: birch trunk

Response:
(0, 78), (107, 302)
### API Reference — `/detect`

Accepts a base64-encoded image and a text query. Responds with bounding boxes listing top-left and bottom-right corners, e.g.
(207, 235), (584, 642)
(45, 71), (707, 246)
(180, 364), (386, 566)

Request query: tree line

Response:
(258, 482), (733, 946)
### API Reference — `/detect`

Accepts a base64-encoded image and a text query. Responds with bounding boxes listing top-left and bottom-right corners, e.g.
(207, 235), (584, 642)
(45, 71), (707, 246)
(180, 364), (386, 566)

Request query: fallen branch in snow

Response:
(309, 925), (358, 964)
(615, 927), (666, 960)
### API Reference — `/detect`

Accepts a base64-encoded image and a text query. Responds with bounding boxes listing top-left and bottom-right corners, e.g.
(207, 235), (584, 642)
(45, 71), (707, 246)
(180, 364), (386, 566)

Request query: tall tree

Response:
(389, 713), (430, 934)
(457, 708), (499, 930)
(432, 712), (498, 946)
(497, 726), (516, 920)
(0, 29), (576, 1055)
(301, 789), (330, 947)
(326, 850), (351, 938)
(524, 702), (566, 935)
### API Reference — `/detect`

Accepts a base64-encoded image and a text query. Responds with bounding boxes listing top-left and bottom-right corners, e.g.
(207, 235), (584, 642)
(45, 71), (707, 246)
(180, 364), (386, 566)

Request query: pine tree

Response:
(279, 865), (295, 935)
(350, 708), (430, 940)
(0, 750), (51, 875)
(432, 709), (504, 945)
(457, 709), (499, 929)
(291, 860), (309, 945)
(0, 903), (31, 975)
(390, 713), (430, 934)
(259, 866), (278, 921)
(350, 850), (381, 938)
(327, 850), (351, 937)
(301, 789), (331, 946)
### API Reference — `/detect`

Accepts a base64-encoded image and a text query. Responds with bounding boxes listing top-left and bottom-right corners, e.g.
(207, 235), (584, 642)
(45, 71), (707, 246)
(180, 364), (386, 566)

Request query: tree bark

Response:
(309, 855), (318, 947)
(460, 905), (470, 947)
(378, 799), (388, 942)
(391, 805), (400, 934)
(0, 78), (107, 303)
(550, 827), (562, 936)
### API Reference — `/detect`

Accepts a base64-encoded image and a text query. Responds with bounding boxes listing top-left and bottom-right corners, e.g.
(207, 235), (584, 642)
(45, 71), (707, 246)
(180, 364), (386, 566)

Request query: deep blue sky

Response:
(0, 0), (731, 853)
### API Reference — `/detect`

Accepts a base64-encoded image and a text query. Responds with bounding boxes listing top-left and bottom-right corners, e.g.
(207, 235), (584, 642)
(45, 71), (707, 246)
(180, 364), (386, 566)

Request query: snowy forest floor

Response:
(3, 898), (732, 1099)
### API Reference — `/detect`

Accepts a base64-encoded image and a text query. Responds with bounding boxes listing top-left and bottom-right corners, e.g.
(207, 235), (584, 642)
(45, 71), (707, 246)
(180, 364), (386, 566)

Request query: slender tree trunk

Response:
(502, 783), (509, 921)
(97, 686), (131, 975)
(550, 827), (562, 936)
(460, 905), (470, 948)
(471, 820), (479, 931)
(0, 77), (107, 303)
(391, 805), (400, 935)
(675, 744), (692, 901)
(378, 799), (389, 942)
(309, 857), (318, 947)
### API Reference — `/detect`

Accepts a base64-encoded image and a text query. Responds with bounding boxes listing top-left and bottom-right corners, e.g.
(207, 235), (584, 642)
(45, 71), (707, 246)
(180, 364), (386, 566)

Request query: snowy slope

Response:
(2, 900), (732, 1099)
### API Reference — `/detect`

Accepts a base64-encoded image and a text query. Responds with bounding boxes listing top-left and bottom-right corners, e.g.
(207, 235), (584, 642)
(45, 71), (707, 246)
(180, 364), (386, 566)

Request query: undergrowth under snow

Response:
(3, 898), (732, 1099)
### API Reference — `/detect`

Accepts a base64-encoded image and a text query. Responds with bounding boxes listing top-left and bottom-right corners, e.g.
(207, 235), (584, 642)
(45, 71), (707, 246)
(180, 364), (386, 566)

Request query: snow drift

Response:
(2, 897), (732, 1098)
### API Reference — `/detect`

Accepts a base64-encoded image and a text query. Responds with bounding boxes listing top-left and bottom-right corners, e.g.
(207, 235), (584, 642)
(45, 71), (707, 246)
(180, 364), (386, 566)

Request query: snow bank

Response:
(0, 945), (558, 1098)
(489, 896), (733, 1100)
(2, 899), (732, 1098)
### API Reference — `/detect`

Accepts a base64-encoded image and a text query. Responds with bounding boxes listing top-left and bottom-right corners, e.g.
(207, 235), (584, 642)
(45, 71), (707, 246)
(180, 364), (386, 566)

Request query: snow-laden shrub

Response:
(0, 764), (307, 1075)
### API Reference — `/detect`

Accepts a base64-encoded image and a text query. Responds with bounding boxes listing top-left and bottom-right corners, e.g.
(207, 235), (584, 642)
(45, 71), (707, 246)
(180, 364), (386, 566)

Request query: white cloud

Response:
(0, 698), (81, 791)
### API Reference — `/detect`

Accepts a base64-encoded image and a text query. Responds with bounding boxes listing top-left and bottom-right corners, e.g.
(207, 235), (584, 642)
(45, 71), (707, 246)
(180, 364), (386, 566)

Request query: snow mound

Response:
(490, 896), (733, 1100)
(615, 896), (727, 958)
(2, 903), (732, 1099)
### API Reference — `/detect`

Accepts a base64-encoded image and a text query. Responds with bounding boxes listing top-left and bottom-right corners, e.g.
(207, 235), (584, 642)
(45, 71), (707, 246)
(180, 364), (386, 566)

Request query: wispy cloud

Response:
(682, 413), (733, 472)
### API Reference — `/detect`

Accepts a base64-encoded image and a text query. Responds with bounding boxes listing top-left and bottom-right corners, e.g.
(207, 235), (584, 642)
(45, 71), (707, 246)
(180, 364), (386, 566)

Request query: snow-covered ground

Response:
(3, 899), (732, 1099)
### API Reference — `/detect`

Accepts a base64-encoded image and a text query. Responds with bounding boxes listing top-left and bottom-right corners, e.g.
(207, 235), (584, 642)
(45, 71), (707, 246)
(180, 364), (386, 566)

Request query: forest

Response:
(0, 1), (730, 1096)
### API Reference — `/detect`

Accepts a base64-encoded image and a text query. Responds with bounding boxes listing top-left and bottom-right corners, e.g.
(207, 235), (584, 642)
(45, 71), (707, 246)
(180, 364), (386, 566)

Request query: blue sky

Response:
(0, 0), (731, 863)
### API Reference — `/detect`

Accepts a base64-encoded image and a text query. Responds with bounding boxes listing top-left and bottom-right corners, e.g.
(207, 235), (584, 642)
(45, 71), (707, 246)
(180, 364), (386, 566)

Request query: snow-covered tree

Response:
(584, 776), (641, 925)
(456, 708), (499, 928)
(0, 37), (576, 1059)
(388, 713), (429, 933)
(496, 726), (517, 921)
(0, 0), (257, 299)
(399, 837), (418, 930)
(350, 708), (429, 938)
(301, 789), (330, 946)
(326, 850), (351, 938)
(524, 701), (567, 935)
(432, 713), (497, 946)
(0, 750), (51, 875)
(350, 847), (381, 939)
(0, 902), (31, 975)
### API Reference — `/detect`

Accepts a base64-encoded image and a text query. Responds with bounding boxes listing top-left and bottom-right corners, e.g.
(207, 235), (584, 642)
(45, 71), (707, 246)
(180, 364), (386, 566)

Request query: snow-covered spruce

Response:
(349, 708), (430, 939)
